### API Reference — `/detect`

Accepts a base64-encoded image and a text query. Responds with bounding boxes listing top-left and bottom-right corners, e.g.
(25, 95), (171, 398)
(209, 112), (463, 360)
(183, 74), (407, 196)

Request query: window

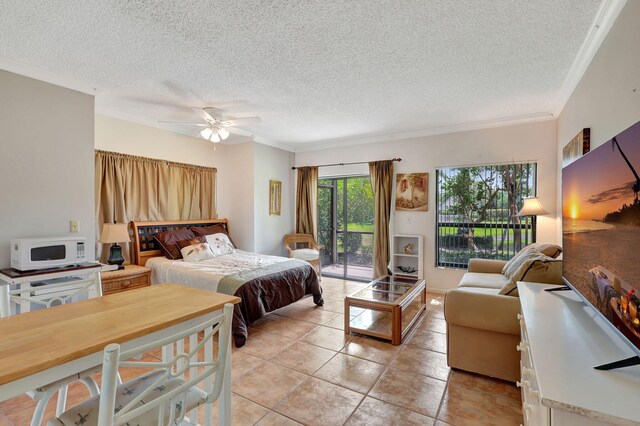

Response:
(435, 162), (538, 268)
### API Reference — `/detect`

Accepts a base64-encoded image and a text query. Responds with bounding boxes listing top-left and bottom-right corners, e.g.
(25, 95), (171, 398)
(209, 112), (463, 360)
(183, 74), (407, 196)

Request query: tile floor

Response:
(0, 277), (523, 426)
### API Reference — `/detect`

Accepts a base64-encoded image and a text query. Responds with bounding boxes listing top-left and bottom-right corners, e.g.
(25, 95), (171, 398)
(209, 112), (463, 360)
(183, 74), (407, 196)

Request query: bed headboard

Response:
(129, 219), (230, 267)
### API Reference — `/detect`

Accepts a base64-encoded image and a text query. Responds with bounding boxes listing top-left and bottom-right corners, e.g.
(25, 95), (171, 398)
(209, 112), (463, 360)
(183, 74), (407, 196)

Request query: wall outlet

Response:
(70, 220), (80, 233)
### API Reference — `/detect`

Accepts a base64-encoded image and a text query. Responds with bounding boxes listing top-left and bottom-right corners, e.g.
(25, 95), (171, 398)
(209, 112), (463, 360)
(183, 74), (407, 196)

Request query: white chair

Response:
(2, 269), (105, 426)
(47, 303), (234, 426)
(283, 233), (324, 280)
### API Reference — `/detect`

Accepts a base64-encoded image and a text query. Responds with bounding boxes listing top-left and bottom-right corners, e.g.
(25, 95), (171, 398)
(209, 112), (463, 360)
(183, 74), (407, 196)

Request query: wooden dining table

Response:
(0, 283), (240, 425)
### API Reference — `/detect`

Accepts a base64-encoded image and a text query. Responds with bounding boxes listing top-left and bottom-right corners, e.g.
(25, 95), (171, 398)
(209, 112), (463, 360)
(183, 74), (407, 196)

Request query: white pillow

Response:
(205, 233), (236, 256)
(180, 242), (215, 262)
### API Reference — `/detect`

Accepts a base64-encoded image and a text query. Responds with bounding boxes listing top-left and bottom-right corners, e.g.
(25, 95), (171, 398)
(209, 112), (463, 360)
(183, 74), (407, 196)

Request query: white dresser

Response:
(517, 282), (640, 426)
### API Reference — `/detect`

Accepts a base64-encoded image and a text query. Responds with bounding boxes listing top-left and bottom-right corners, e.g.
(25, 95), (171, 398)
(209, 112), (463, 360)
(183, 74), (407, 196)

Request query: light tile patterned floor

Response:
(0, 277), (523, 425)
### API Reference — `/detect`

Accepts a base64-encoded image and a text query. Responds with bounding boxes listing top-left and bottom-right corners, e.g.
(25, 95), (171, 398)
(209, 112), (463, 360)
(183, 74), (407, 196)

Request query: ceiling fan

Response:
(160, 107), (261, 143)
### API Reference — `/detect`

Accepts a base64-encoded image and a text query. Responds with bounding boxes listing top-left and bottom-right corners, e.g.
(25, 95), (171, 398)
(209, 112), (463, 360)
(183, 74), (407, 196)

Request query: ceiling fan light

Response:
(218, 127), (230, 140)
(200, 127), (213, 140)
(210, 133), (221, 143)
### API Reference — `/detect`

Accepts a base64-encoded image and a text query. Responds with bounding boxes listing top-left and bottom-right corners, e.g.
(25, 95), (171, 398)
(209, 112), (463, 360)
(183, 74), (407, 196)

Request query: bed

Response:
(130, 219), (323, 347)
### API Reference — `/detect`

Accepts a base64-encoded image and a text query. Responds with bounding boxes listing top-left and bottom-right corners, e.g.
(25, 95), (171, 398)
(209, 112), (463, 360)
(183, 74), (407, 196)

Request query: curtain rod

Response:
(291, 158), (401, 170)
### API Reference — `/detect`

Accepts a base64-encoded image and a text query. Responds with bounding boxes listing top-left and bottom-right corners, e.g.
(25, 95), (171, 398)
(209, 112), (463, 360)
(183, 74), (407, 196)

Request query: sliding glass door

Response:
(318, 176), (374, 281)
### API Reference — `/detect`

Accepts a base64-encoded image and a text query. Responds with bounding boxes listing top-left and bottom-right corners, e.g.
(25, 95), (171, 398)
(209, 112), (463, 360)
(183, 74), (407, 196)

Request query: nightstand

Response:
(101, 264), (151, 295)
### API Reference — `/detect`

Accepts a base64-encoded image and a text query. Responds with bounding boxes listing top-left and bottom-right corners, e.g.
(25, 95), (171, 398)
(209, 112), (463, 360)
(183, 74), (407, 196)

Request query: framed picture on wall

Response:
(562, 128), (590, 167)
(395, 173), (428, 211)
(269, 180), (282, 215)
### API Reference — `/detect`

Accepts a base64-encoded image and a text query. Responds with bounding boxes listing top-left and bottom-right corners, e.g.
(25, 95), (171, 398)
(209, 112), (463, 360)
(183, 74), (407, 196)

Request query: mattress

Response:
(146, 250), (323, 347)
(146, 250), (293, 291)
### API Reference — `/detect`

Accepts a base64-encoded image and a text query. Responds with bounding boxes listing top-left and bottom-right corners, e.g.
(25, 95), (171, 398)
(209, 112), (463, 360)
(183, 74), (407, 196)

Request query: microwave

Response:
(11, 237), (87, 271)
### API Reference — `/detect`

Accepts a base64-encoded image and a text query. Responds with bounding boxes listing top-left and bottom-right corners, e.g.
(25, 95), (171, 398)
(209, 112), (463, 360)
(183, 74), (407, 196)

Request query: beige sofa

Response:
(444, 248), (562, 382)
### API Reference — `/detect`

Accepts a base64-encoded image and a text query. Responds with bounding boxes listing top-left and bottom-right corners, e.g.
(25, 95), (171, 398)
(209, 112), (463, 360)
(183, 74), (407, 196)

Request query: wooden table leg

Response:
(392, 306), (402, 345)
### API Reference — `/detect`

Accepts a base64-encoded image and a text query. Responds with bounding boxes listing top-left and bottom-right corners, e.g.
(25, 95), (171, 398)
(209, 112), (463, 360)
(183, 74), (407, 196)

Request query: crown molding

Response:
(0, 57), (98, 95)
(553, 0), (626, 116)
(293, 112), (555, 153)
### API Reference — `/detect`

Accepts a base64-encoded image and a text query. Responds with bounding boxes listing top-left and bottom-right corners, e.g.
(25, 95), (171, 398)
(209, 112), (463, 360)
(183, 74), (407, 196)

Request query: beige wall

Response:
(556, 0), (640, 236)
(95, 115), (295, 254)
(0, 70), (95, 267)
(253, 143), (295, 256)
(295, 120), (558, 291)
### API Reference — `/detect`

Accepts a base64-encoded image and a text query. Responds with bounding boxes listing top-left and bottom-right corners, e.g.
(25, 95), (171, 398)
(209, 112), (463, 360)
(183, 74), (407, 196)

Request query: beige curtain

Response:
(95, 150), (217, 262)
(369, 160), (394, 278)
(295, 166), (319, 239)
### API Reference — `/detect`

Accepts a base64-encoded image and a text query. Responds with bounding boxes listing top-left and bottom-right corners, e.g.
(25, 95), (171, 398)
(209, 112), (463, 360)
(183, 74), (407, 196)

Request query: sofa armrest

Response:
(467, 258), (507, 274)
(445, 287), (521, 335)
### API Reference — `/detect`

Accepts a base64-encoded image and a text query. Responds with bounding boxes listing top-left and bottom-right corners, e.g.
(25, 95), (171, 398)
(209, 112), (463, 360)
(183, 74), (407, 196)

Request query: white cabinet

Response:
(391, 234), (423, 279)
(518, 282), (640, 426)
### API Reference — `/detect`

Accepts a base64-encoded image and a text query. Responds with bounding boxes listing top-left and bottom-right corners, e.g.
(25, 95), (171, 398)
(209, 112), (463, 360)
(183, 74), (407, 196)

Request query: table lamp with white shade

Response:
(99, 223), (130, 270)
(515, 197), (549, 241)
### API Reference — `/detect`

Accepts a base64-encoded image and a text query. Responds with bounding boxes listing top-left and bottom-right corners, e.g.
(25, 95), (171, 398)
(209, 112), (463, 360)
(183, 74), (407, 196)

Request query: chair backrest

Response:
(97, 303), (234, 426)
(283, 233), (315, 251)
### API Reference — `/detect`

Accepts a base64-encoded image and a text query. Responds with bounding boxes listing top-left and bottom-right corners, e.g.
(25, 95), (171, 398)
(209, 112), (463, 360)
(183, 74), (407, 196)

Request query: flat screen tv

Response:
(562, 120), (640, 370)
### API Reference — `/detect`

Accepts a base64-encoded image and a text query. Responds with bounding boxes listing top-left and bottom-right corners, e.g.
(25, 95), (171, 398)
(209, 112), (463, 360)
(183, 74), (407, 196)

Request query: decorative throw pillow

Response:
(176, 236), (205, 251)
(192, 224), (237, 248)
(501, 246), (535, 277)
(205, 233), (236, 257)
(180, 242), (215, 262)
(499, 250), (558, 296)
(154, 228), (196, 260)
(525, 243), (562, 258)
(501, 243), (562, 276)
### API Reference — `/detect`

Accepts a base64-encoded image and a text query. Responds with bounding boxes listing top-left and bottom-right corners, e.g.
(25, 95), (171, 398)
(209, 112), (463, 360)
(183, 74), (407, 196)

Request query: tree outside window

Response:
(436, 163), (537, 268)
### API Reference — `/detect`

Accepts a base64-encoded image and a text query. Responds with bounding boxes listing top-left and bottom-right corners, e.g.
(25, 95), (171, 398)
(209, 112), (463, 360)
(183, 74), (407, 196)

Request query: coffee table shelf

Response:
(344, 275), (426, 345)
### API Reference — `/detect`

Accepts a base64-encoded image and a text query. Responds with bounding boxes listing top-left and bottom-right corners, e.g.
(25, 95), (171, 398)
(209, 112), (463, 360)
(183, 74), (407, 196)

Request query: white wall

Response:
(295, 120), (558, 291)
(557, 0), (640, 236)
(0, 70), (95, 267)
(253, 143), (295, 256)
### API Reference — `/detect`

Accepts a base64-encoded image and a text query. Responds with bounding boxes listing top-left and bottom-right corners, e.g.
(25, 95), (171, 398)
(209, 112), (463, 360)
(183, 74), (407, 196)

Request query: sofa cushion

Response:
(444, 287), (521, 335)
(459, 272), (510, 290)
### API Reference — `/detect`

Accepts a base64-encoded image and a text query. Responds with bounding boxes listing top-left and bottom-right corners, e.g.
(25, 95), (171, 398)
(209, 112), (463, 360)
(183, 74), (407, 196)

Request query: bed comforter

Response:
(147, 251), (323, 347)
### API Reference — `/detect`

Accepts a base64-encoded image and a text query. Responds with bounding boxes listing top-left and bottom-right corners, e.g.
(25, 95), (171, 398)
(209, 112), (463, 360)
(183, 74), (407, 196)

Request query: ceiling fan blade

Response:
(159, 121), (208, 127)
(192, 107), (215, 122)
(222, 117), (262, 126)
(203, 107), (226, 122)
(227, 127), (254, 137)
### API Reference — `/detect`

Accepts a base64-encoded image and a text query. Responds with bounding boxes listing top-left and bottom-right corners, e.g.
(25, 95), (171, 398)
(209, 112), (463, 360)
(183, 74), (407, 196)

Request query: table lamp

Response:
(515, 197), (549, 241)
(99, 223), (130, 270)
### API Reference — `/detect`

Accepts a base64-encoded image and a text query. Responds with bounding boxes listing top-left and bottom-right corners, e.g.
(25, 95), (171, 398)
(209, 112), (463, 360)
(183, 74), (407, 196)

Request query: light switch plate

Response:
(70, 220), (80, 233)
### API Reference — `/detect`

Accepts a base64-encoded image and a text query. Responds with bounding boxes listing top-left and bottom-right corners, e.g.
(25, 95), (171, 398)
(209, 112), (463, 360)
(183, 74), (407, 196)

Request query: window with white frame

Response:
(435, 162), (538, 269)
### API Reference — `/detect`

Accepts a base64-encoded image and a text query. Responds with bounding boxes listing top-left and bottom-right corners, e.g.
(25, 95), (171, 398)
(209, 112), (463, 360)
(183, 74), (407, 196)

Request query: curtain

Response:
(369, 160), (394, 278)
(95, 150), (217, 262)
(295, 166), (319, 239)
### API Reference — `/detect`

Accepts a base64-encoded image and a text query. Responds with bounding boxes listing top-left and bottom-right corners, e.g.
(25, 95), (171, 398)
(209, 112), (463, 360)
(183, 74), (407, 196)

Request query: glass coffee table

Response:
(344, 275), (426, 345)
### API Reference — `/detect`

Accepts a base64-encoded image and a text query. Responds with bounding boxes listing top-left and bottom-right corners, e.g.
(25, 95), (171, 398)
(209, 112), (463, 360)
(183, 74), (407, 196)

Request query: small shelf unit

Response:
(391, 234), (423, 279)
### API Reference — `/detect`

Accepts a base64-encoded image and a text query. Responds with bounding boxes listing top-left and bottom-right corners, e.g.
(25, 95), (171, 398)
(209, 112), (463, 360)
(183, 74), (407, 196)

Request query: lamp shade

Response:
(516, 197), (549, 216)
(99, 223), (131, 244)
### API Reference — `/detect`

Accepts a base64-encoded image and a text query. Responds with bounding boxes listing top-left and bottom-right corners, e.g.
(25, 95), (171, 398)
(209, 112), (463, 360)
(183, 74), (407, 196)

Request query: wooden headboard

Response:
(129, 219), (230, 267)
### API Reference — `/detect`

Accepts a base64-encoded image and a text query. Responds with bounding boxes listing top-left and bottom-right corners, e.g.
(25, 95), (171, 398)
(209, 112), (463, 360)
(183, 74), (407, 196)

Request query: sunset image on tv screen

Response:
(563, 120), (640, 350)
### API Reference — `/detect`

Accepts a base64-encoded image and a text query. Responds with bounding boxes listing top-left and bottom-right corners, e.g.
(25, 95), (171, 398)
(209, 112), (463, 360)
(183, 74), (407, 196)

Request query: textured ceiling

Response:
(0, 0), (602, 149)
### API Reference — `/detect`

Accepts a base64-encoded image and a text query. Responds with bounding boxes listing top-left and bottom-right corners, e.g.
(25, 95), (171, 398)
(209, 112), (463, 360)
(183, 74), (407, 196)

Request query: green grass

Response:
(346, 223), (374, 232)
(439, 226), (515, 238)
